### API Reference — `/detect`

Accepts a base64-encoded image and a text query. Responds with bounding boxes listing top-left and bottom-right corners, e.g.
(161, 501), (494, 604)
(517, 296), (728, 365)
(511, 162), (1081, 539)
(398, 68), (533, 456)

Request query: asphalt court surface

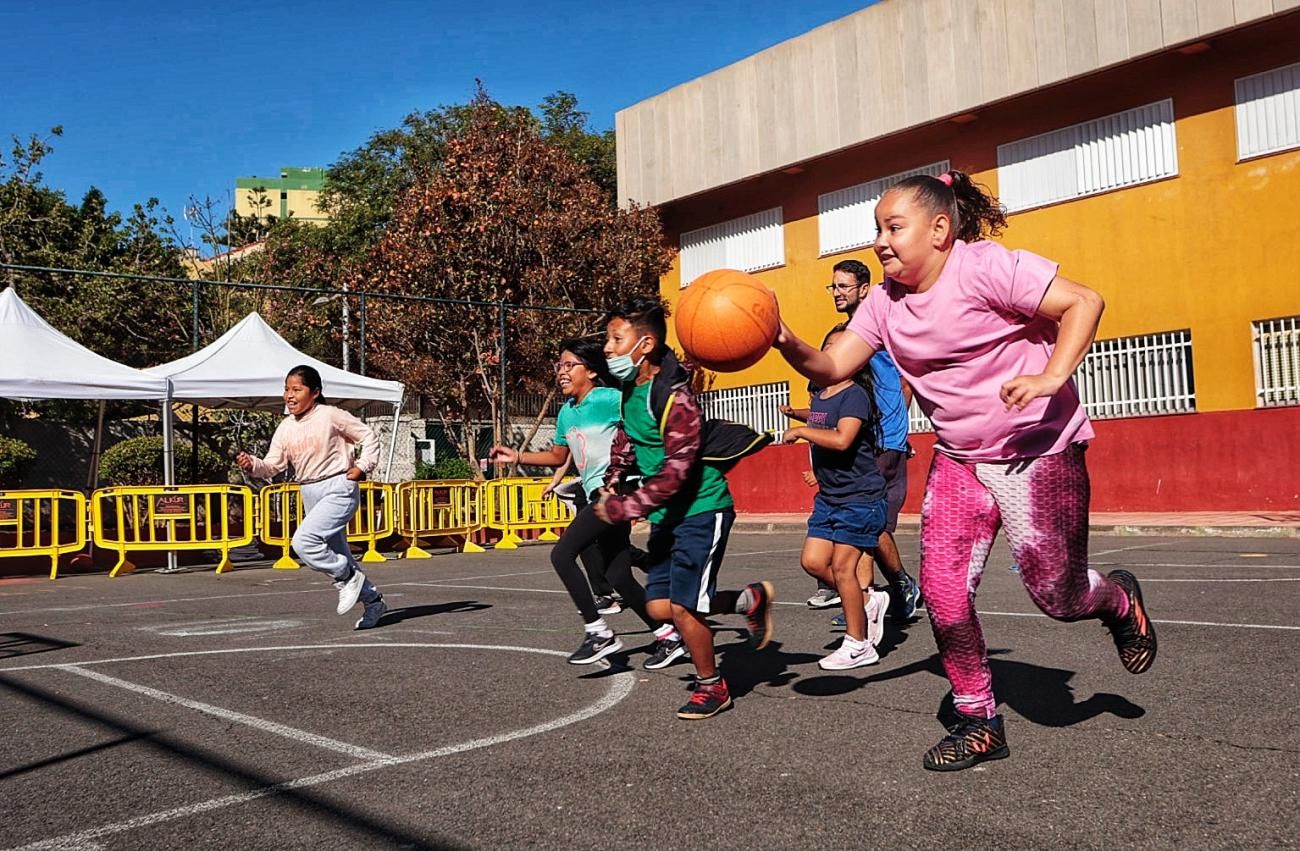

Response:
(1, 530), (1297, 850)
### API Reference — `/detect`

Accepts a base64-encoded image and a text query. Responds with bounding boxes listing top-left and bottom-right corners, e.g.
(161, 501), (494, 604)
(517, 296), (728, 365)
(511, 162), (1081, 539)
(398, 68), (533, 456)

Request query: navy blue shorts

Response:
(807, 493), (886, 549)
(644, 509), (735, 613)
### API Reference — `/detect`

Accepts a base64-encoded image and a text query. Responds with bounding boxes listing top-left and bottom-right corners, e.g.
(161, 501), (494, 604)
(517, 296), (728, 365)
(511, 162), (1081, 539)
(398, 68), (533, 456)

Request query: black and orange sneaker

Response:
(922, 713), (1009, 772)
(742, 581), (775, 650)
(676, 677), (733, 720)
(1106, 570), (1157, 674)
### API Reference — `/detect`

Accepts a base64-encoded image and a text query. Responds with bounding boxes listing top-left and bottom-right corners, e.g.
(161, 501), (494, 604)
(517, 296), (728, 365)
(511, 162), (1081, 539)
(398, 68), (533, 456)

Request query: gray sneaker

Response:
(807, 586), (841, 609)
(334, 569), (366, 615)
(354, 596), (388, 630)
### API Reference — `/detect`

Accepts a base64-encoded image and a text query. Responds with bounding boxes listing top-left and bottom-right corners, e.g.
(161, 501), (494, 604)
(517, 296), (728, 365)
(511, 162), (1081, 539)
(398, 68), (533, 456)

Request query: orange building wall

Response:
(657, 16), (1300, 414)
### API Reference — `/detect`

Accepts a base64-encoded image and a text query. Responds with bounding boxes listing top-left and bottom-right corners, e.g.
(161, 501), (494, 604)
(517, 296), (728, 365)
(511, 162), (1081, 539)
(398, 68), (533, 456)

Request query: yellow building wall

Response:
(283, 188), (328, 221)
(658, 36), (1300, 414)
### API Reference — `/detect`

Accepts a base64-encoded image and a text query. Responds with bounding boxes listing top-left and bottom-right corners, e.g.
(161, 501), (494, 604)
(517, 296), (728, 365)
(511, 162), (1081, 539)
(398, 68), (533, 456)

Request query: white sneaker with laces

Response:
(354, 597), (387, 630)
(818, 637), (879, 670)
(334, 569), (366, 615)
(865, 589), (890, 647)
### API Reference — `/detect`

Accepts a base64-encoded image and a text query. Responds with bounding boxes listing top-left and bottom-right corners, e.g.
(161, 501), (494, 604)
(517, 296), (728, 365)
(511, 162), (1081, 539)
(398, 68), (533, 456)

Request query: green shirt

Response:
(554, 387), (621, 497)
(621, 381), (733, 525)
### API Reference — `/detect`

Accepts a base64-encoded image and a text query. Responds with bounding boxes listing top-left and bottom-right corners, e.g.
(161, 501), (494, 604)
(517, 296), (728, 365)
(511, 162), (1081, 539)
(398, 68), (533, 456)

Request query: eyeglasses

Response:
(824, 283), (862, 294)
(553, 360), (585, 373)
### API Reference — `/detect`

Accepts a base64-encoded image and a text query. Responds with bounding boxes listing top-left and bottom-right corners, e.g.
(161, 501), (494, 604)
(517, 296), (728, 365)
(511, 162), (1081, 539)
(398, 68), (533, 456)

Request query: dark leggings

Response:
(550, 501), (654, 629)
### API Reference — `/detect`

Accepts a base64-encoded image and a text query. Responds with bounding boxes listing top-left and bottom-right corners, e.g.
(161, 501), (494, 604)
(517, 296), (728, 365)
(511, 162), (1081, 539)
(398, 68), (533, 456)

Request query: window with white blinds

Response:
(997, 100), (1178, 213)
(1253, 316), (1300, 408)
(1074, 330), (1196, 419)
(817, 161), (950, 256)
(1236, 61), (1300, 161)
(679, 207), (784, 287)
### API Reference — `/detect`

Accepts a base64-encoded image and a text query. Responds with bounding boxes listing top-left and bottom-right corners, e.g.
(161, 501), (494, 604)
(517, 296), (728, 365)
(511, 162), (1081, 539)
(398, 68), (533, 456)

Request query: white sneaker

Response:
(334, 569), (366, 615)
(354, 597), (387, 630)
(818, 637), (879, 670)
(865, 589), (890, 647)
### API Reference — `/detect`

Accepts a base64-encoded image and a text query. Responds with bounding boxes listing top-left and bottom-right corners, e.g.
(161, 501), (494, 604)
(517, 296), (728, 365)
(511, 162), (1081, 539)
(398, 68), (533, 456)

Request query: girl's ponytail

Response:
(891, 170), (1007, 244)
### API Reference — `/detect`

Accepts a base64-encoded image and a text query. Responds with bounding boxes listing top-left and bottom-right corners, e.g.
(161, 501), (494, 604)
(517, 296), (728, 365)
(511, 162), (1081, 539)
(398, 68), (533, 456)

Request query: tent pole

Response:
(87, 400), (106, 491)
(384, 397), (402, 482)
(158, 398), (187, 574)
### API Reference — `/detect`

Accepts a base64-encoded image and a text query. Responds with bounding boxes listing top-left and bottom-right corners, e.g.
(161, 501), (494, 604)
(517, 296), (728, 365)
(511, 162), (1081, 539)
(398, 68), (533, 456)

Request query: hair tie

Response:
(938, 172), (954, 187)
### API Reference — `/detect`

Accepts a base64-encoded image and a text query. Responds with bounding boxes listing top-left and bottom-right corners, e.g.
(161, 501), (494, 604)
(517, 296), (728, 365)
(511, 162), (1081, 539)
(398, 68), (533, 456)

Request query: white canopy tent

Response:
(0, 287), (171, 402)
(146, 312), (406, 480)
(0, 287), (171, 490)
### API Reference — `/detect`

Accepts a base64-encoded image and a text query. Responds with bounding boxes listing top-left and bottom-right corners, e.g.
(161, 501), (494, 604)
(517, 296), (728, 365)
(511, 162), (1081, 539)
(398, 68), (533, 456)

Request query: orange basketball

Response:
(675, 269), (779, 372)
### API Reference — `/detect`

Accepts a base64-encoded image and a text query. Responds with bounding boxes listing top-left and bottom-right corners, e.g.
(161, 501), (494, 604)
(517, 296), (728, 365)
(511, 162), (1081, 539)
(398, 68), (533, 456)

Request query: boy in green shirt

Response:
(594, 296), (775, 720)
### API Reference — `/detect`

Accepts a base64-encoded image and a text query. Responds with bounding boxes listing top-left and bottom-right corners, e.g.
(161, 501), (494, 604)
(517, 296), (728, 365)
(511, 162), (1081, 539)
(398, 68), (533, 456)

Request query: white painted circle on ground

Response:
(5, 644), (636, 851)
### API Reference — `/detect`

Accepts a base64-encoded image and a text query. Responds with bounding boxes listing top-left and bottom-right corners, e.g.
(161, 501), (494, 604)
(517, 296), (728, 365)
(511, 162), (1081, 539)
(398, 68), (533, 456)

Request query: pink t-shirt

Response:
(847, 239), (1094, 462)
(247, 403), (379, 482)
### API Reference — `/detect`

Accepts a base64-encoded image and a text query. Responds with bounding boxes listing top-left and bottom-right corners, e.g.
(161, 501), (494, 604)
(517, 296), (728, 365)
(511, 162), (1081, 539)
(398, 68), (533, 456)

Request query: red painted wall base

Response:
(728, 407), (1300, 514)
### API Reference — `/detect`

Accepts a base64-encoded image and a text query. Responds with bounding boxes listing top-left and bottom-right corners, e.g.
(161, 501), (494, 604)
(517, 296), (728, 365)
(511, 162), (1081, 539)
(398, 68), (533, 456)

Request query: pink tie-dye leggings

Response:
(920, 444), (1129, 719)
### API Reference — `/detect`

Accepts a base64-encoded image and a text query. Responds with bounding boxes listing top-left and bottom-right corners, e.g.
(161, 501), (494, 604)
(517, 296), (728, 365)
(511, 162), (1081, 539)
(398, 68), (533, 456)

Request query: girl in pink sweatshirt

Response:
(237, 365), (387, 629)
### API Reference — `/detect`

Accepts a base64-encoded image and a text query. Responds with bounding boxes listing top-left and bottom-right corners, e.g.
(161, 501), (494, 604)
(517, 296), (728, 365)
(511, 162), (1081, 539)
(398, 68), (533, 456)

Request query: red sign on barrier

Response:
(0, 499), (16, 522)
(432, 487), (451, 504)
(153, 494), (191, 517)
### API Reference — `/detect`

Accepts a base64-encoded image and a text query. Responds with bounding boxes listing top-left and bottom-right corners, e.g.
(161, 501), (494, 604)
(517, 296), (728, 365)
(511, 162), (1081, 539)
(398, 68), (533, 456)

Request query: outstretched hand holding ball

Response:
(674, 269), (780, 372)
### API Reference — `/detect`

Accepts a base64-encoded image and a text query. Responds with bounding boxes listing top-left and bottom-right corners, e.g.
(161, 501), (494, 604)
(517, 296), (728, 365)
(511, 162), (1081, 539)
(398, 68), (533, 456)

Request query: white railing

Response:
(1075, 330), (1195, 419)
(1253, 316), (1300, 407)
(699, 381), (790, 435)
(907, 398), (934, 434)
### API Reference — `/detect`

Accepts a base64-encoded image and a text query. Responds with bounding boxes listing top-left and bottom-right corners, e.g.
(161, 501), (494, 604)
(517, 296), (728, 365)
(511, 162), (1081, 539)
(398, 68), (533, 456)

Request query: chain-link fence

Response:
(1, 263), (604, 487)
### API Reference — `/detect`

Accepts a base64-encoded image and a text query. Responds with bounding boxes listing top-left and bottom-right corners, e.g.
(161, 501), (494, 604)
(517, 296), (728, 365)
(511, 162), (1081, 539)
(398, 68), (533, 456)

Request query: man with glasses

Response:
(783, 259), (922, 622)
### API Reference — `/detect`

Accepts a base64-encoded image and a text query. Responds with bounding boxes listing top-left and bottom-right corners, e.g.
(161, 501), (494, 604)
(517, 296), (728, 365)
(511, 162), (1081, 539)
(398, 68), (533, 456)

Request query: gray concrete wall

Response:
(616, 0), (1294, 207)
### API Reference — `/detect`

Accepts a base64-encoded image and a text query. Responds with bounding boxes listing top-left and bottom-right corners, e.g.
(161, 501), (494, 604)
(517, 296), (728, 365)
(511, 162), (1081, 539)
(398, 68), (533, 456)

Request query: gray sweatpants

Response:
(294, 474), (380, 603)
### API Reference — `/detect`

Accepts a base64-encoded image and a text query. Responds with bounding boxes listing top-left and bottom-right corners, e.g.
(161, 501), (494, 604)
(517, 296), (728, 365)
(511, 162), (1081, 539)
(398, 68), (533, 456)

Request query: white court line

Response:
(1140, 577), (1300, 583)
(975, 610), (1300, 631)
(728, 548), (802, 557)
(5, 644), (635, 851)
(424, 569), (553, 584)
(395, 582), (568, 595)
(61, 665), (394, 762)
(0, 588), (327, 618)
(1091, 561), (1300, 569)
(371, 581), (1300, 633)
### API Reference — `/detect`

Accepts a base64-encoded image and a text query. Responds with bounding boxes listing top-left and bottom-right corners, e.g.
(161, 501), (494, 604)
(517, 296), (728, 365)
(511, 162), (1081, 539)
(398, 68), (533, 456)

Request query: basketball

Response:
(675, 269), (779, 372)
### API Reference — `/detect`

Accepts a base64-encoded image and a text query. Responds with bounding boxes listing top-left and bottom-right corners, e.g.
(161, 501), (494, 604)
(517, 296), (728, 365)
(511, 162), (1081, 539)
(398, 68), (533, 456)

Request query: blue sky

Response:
(2, 0), (874, 232)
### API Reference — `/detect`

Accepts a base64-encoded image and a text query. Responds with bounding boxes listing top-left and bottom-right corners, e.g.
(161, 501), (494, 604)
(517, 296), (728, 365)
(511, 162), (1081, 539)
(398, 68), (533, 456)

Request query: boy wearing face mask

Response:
(595, 296), (775, 720)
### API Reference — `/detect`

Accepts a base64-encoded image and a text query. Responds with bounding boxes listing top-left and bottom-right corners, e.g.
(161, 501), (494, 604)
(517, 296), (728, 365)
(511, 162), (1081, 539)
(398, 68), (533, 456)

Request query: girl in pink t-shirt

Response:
(236, 365), (387, 630)
(775, 171), (1156, 772)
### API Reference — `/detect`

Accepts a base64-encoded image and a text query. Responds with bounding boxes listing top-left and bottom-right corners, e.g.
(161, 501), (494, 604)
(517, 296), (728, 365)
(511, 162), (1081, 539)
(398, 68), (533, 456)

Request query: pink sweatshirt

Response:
(247, 404), (379, 482)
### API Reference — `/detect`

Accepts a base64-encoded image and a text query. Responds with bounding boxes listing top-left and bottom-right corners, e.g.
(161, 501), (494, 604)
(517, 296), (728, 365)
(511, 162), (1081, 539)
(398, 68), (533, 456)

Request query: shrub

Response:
(99, 436), (228, 487)
(0, 436), (37, 487)
(422, 455), (477, 480)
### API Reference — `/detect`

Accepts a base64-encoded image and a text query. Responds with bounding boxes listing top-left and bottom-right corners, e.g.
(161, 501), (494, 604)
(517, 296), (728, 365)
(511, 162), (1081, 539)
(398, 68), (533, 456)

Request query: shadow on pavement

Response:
(792, 647), (1146, 727)
(378, 601), (491, 626)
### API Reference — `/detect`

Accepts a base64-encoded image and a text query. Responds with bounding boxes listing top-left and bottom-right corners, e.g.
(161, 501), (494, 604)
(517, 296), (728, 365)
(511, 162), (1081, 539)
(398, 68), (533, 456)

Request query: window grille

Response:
(1075, 330), (1196, 419)
(1253, 316), (1300, 407)
(698, 381), (790, 435)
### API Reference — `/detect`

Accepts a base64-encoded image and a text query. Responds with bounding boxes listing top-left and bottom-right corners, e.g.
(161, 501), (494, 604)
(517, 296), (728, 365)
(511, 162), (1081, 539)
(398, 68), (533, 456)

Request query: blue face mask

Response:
(606, 336), (650, 382)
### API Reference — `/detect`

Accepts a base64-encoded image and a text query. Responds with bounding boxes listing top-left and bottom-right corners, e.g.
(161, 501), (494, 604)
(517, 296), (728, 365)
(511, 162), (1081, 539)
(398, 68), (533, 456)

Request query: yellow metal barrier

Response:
(0, 489), (88, 580)
(91, 485), (254, 577)
(395, 479), (485, 557)
(258, 480), (394, 569)
(480, 477), (574, 550)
